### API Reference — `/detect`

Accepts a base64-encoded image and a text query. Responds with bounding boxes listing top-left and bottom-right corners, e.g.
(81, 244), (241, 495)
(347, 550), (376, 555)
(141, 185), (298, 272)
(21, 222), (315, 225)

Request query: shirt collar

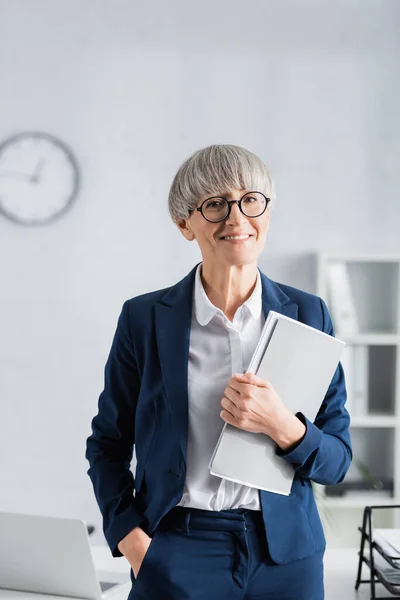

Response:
(193, 263), (262, 326)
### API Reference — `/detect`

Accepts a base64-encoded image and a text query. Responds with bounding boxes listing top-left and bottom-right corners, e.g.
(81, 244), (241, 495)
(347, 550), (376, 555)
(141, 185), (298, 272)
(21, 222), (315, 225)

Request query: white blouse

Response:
(177, 263), (265, 511)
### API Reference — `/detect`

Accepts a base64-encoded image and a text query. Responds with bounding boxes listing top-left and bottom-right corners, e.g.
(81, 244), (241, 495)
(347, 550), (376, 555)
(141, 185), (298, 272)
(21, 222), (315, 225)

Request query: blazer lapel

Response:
(155, 263), (299, 467)
(155, 265), (197, 464)
(259, 270), (299, 322)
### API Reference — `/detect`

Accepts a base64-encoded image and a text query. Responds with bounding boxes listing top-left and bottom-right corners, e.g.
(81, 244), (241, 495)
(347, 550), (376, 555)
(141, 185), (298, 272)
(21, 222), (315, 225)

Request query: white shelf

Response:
(323, 495), (400, 509)
(342, 335), (400, 345)
(350, 415), (399, 428)
(316, 252), (400, 535)
(318, 252), (400, 263)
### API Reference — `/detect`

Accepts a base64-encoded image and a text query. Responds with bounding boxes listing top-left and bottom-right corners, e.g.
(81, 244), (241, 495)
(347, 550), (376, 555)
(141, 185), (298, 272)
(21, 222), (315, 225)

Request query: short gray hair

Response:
(168, 144), (276, 223)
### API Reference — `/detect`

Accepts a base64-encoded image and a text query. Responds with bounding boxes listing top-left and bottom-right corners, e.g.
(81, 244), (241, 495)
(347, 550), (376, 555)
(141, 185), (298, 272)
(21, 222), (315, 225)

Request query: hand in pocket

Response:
(132, 536), (153, 579)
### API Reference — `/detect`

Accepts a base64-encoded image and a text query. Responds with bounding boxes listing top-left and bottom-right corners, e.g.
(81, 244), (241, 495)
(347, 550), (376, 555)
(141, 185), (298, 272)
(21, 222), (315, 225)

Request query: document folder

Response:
(208, 310), (346, 495)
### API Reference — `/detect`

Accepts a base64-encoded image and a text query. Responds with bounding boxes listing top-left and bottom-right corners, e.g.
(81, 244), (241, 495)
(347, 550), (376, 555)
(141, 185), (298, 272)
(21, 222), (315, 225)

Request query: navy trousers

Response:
(128, 506), (324, 600)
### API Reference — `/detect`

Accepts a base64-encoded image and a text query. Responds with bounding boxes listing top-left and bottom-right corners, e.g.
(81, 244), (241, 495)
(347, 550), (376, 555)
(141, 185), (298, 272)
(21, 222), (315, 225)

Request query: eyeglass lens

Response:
(202, 192), (267, 222)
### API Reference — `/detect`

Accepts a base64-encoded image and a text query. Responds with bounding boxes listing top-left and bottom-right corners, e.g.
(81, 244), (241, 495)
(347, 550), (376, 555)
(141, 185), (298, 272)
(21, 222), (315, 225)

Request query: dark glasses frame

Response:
(191, 191), (271, 223)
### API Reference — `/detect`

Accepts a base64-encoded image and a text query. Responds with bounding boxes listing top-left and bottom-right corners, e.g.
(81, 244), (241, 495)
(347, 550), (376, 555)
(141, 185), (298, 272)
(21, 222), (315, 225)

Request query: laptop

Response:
(0, 512), (131, 600)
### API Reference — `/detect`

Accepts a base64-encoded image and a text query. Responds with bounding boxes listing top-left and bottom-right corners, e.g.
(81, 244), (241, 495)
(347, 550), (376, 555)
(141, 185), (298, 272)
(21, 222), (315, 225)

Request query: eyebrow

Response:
(207, 190), (250, 200)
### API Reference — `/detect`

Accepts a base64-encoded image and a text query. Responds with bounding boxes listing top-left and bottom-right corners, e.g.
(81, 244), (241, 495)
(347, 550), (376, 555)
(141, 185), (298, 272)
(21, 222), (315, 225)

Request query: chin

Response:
(218, 254), (259, 268)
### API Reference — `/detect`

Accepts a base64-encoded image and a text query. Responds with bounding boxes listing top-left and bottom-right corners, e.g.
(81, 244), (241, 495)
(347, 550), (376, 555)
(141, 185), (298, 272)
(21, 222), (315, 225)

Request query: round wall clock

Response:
(0, 131), (81, 226)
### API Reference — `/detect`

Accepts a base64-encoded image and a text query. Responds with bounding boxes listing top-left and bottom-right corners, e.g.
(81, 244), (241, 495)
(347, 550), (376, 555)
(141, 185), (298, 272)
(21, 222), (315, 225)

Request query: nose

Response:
(225, 201), (247, 225)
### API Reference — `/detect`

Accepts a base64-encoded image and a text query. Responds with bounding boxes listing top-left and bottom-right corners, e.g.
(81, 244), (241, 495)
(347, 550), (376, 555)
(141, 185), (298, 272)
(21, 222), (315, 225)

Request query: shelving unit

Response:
(356, 505), (400, 599)
(324, 497), (400, 510)
(316, 254), (400, 547)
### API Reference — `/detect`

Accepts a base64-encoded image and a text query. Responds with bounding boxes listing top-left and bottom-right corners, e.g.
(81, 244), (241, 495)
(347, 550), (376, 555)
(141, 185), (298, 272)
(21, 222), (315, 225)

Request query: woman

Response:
(85, 144), (352, 600)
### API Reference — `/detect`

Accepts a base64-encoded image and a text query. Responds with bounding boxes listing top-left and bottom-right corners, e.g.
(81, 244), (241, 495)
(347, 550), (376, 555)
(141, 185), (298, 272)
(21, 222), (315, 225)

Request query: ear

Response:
(177, 218), (195, 241)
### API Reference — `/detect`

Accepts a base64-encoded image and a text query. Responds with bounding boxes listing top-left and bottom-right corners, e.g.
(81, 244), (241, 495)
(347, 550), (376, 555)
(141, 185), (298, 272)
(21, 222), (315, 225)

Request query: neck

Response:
(200, 262), (258, 322)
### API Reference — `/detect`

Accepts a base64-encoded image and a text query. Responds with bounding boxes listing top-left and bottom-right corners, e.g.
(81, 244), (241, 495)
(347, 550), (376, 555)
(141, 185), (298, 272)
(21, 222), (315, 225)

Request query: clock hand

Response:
(31, 158), (46, 184)
(0, 170), (33, 182)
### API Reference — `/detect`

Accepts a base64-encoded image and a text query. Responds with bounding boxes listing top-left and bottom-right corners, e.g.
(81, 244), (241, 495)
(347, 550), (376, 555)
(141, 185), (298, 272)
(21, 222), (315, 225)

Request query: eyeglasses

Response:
(192, 191), (270, 223)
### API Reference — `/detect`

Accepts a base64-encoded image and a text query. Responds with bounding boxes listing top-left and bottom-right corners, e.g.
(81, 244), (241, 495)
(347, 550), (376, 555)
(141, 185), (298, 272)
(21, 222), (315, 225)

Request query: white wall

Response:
(1, 0), (399, 545)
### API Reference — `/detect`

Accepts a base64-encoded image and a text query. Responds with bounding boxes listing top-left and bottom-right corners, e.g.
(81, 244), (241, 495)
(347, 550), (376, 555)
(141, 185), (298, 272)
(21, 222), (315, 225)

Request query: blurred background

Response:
(1, 0), (399, 550)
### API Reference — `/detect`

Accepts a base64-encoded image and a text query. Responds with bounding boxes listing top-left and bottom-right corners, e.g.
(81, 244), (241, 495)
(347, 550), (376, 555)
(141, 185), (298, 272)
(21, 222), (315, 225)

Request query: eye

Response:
(243, 195), (258, 203)
(205, 199), (224, 209)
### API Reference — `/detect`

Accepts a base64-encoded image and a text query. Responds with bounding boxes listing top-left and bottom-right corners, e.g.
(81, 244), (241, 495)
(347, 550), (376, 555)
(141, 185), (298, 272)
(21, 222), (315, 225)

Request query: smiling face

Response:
(177, 188), (271, 268)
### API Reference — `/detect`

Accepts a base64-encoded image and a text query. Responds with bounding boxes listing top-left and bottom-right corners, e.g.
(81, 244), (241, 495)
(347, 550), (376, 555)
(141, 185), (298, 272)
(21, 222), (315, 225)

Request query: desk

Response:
(0, 546), (394, 600)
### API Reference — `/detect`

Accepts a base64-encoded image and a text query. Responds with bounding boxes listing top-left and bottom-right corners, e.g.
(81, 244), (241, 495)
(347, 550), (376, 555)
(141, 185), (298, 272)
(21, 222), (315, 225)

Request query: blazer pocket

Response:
(134, 417), (156, 492)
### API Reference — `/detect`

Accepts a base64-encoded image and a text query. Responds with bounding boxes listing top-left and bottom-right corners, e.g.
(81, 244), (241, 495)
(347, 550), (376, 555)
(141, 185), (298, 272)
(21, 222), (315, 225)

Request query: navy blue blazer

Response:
(85, 263), (352, 564)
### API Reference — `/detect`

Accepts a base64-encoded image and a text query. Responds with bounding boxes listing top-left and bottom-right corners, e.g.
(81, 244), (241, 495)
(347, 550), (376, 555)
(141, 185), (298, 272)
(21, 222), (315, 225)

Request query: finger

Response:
(223, 385), (241, 403)
(233, 372), (270, 388)
(228, 375), (258, 394)
(221, 397), (240, 421)
(220, 409), (234, 425)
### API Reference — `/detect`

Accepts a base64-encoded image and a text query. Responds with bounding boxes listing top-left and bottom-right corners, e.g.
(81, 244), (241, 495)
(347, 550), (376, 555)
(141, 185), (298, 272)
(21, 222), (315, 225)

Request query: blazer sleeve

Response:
(85, 300), (145, 557)
(275, 297), (352, 485)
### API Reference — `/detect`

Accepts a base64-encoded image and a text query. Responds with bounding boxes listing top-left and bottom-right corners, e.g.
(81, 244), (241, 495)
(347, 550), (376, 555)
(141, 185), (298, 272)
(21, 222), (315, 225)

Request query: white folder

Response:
(208, 310), (346, 495)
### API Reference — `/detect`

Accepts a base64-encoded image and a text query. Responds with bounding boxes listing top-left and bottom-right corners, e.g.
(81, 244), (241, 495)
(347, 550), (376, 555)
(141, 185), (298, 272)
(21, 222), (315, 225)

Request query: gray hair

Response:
(168, 144), (276, 223)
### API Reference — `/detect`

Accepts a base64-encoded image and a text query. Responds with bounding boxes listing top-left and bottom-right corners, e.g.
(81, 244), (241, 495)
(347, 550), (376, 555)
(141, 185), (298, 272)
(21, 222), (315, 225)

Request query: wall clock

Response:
(0, 131), (81, 226)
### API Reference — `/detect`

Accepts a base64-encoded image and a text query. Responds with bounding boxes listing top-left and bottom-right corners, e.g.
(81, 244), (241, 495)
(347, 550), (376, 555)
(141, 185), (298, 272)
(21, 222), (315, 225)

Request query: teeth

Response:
(223, 235), (250, 240)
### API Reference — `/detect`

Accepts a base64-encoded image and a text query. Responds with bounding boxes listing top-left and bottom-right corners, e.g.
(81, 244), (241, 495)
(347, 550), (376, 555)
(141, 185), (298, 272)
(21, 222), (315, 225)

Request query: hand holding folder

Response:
(208, 310), (346, 495)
